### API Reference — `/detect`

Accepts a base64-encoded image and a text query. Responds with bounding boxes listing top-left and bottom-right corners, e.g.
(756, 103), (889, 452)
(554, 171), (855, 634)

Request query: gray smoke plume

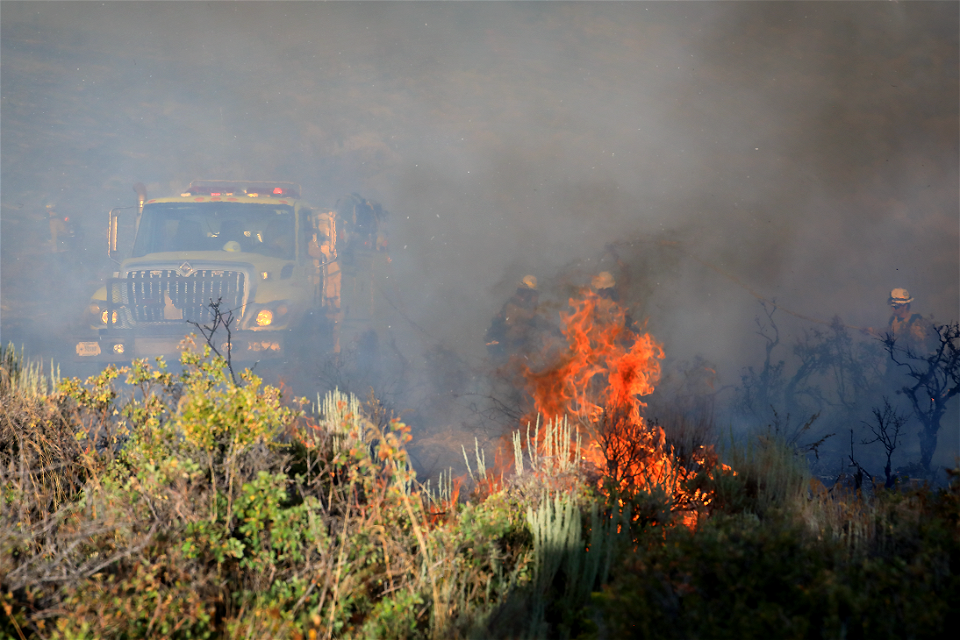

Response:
(2, 2), (957, 468)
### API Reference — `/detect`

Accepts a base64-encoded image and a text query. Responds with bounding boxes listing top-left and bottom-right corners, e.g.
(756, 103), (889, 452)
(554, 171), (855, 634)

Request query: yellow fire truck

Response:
(76, 180), (389, 363)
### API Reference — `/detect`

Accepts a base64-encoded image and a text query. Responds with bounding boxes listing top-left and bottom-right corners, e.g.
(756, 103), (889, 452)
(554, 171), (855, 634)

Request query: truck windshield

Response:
(132, 202), (296, 259)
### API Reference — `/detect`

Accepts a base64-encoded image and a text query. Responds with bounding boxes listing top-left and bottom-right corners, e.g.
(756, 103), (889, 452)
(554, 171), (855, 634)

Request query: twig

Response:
(187, 297), (239, 386)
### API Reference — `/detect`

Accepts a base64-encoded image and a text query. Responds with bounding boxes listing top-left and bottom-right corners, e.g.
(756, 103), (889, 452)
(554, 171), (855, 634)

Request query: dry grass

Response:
(2, 344), (956, 639)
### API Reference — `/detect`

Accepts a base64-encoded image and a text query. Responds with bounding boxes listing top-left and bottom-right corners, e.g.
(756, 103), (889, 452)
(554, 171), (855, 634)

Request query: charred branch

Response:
(884, 321), (960, 471)
(861, 398), (906, 489)
(187, 297), (238, 386)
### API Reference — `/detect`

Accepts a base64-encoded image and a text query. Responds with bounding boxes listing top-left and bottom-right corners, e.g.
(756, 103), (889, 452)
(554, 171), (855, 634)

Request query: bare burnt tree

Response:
(791, 317), (880, 412)
(770, 408), (833, 462)
(736, 302), (786, 426)
(737, 303), (834, 427)
(884, 321), (960, 472)
(187, 297), (238, 386)
(736, 304), (872, 454)
(647, 404), (714, 473)
(861, 398), (907, 489)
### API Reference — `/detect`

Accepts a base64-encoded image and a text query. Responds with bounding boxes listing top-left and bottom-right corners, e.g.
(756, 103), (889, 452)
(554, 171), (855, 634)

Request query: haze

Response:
(2, 2), (957, 465)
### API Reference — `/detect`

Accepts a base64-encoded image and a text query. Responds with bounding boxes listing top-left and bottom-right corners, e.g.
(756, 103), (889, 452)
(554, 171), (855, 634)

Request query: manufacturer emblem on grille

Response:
(177, 262), (195, 277)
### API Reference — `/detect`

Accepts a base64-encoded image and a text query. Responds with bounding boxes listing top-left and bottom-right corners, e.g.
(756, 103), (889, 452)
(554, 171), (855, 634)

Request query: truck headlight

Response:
(89, 302), (116, 327)
(248, 303), (290, 329)
(256, 309), (273, 326)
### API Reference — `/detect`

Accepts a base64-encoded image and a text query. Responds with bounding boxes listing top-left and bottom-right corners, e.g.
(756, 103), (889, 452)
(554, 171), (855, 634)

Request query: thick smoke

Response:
(2, 3), (957, 468)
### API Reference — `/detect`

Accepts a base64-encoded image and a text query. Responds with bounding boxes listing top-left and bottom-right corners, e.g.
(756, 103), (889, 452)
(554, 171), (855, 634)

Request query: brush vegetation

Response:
(1, 342), (957, 639)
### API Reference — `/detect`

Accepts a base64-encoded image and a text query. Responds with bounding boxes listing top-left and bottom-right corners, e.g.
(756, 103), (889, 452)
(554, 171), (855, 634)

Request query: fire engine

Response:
(75, 180), (389, 364)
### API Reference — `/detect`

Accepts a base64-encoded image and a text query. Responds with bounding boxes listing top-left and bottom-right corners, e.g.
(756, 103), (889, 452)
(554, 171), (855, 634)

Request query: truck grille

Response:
(107, 270), (246, 328)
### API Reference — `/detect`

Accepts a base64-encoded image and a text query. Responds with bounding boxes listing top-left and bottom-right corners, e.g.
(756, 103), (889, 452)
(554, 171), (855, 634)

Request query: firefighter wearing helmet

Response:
(485, 275), (541, 359)
(886, 288), (935, 353)
(592, 271), (618, 300)
(865, 288), (934, 354)
(591, 270), (643, 339)
(47, 203), (73, 253)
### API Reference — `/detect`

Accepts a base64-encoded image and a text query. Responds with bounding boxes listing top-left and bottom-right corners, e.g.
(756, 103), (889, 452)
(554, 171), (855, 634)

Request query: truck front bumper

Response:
(74, 328), (286, 362)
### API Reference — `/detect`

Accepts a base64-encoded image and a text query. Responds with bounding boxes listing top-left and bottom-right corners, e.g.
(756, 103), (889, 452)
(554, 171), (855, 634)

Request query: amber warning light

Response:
(184, 180), (301, 199)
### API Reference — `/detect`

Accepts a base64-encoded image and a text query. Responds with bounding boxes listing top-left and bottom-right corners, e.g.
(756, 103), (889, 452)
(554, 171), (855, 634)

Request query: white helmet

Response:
(889, 288), (913, 306)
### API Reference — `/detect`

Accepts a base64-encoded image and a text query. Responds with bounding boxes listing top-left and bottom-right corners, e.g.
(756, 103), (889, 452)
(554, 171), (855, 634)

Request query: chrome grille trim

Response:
(107, 269), (246, 328)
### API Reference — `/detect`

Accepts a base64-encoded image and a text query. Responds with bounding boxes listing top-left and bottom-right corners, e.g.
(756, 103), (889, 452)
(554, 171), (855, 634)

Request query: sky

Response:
(2, 2), (958, 464)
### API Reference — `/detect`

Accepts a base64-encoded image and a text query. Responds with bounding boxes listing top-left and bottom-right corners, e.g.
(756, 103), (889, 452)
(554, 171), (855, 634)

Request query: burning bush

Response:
(517, 289), (732, 526)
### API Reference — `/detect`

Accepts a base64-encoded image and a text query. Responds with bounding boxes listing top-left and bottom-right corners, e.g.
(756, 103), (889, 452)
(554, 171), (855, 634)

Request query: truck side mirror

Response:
(108, 208), (120, 262)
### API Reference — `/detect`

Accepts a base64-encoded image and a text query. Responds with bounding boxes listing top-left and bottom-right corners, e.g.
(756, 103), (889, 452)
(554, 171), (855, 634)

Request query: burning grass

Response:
(1, 339), (957, 639)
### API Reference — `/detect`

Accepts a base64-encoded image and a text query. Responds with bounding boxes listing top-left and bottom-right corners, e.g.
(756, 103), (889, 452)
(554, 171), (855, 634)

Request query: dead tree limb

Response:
(884, 322), (960, 472)
(187, 297), (239, 386)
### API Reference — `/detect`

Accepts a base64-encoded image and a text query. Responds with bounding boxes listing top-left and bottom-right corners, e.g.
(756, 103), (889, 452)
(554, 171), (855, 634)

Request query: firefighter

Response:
(47, 202), (84, 277)
(219, 219), (248, 252)
(864, 288), (934, 354)
(591, 271), (619, 327)
(591, 271), (641, 337)
(47, 203), (72, 253)
(486, 275), (541, 359)
(885, 288), (935, 354)
(592, 271), (618, 301)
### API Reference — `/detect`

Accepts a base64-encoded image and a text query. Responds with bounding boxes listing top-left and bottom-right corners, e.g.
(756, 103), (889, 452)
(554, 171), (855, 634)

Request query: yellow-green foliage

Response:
(2, 343), (957, 640)
(1, 345), (542, 639)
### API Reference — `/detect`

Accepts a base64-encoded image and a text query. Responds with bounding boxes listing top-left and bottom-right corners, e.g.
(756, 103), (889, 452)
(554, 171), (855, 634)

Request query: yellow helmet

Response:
(592, 271), (615, 290)
(521, 275), (538, 290)
(889, 288), (913, 306)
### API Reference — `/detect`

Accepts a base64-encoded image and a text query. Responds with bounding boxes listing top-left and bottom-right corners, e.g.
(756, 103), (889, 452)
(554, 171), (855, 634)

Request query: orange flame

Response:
(524, 291), (663, 425)
(522, 289), (729, 527)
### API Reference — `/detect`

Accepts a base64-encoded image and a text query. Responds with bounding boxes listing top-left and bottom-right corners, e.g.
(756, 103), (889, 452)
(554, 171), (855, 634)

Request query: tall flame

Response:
(521, 289), (728, 526)
(524, 291), (663, 425)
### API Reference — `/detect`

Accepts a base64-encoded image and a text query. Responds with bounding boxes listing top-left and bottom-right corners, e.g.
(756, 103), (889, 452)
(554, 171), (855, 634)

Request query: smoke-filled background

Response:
(2, 2), (958, 471)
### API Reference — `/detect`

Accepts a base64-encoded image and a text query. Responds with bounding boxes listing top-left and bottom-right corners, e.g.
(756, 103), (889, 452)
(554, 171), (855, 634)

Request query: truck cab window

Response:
(133, 202), (295, 258)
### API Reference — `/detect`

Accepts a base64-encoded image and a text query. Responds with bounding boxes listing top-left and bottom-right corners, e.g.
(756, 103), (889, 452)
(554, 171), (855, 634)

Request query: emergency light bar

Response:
(185, 180), (301, 199)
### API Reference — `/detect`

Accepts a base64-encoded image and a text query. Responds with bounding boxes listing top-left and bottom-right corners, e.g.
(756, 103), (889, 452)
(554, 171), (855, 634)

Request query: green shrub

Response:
(3, 344), (555, 639)
(594, 476), (960, 640)
(4, 341), (956, 640)
(702, 430), (811, 518)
